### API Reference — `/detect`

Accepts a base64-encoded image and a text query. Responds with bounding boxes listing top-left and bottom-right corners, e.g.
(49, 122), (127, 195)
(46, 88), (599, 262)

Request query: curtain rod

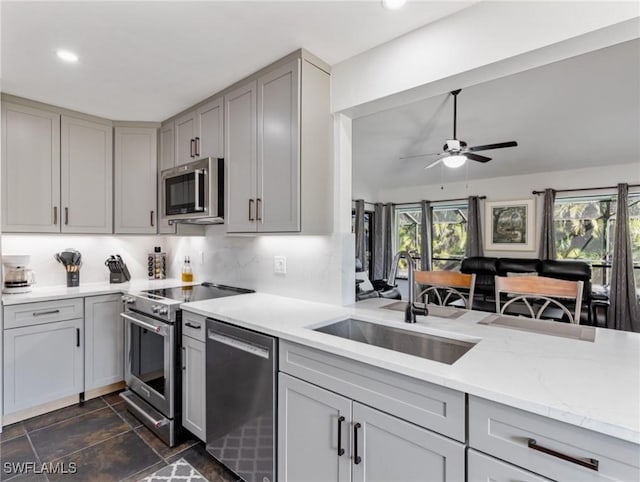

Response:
(352, 196), (485, 206)
(532, 184), (640, 195)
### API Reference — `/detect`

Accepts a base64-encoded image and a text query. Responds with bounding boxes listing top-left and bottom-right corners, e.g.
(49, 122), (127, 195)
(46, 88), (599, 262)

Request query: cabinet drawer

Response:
(280, 341), (465, 442)
(182, 310), (206, 342)
(469, 396), (640, 481)
(468, 449), (552, 482)
(4, 298), (84, 329)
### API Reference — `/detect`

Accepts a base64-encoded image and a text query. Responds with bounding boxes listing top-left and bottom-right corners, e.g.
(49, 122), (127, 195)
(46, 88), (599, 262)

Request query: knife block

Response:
(110, 272), (128, 284)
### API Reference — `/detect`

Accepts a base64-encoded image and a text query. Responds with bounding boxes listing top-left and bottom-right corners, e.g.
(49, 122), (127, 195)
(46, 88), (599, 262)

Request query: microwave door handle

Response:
(194, 169), (202, 211)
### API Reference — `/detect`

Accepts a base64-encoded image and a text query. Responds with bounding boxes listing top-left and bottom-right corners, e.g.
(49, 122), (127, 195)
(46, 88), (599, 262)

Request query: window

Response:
(554, 195), (640, 286)
(394, 204), (468, 277)
(432, 204), (468, 270)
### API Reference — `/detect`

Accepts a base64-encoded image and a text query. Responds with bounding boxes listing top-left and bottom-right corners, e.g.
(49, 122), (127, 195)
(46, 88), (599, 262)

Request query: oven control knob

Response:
(121, 296), (135, 304)
(159, 307), (169, 315)
(152, 305), (160, 314)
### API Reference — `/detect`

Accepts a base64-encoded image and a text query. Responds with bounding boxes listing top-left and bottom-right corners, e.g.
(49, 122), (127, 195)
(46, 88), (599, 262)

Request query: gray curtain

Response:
(466, 196), (484, 257)
(420, 200), (433, 271)
(354, 200), (365, 270)
(607, 183), (640, 332)
(383, 203), (395, 279)
(538, 188), (557, 260)
(372, 203), (386, 279)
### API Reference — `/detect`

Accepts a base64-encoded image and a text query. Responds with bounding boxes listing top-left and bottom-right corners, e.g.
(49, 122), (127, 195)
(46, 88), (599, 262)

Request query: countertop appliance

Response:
(120, 282), (253, 446)
(161, 157), (224, 225)
(2, 254), (35, 294)
(206, 319), (277, 482)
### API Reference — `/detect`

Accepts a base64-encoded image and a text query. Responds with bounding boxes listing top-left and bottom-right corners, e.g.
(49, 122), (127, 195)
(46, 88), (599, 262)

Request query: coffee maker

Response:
(2, 254), (36, 294)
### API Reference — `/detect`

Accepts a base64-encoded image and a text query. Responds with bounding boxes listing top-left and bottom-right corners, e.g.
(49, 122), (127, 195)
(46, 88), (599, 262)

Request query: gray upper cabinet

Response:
(158, 121), (176, 234)
(175, 96), (224, 165)
(114, 127), (158, 234)
(1, 102), (61, 233)
(61, 115), (113, 233)
(257, 59), (301, 232)
(225, 80), (258, 233)
(225, 54), (332, 234)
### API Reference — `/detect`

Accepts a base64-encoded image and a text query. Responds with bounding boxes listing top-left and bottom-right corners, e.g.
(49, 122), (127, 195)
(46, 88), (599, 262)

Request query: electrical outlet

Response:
(274, 256), (287, 275)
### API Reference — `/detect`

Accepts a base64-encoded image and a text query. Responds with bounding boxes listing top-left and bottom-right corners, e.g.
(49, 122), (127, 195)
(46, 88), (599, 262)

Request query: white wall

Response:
(332, 1), (639, 114)
(375, 162), (640, 258)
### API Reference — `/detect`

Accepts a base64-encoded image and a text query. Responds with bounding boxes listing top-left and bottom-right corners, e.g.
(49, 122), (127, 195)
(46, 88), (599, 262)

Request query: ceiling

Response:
(0, 0), (475, 121)
(353, 39), (640, 194)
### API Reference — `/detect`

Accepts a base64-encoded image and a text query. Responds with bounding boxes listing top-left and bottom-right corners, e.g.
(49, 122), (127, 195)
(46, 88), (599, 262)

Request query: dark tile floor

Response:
(0, 391), (242, 482)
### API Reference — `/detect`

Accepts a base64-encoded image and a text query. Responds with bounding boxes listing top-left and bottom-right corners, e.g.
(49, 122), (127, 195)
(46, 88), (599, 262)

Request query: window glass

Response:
(432, 205), (468, 270)
(554, 195), (640, 286)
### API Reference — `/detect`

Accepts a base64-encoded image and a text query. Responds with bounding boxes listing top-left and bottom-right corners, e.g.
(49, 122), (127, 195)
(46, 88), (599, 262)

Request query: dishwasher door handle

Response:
(208, 331), (270, 359)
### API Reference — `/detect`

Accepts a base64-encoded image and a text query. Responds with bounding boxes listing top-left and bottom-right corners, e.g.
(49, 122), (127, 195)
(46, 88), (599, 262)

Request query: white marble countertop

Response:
(1, 278), (197, 305)
(181, 293), (640, 445)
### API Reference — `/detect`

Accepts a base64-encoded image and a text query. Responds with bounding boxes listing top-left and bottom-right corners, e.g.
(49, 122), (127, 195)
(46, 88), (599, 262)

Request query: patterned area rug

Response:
(139, 458), (208, 482)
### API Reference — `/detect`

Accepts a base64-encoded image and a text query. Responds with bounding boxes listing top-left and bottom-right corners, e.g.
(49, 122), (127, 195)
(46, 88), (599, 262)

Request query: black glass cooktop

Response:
(143, 282), (254, 303)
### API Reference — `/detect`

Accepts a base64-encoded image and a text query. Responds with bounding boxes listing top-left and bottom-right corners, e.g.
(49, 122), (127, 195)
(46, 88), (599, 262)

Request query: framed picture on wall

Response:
(485, 199), (536, 251)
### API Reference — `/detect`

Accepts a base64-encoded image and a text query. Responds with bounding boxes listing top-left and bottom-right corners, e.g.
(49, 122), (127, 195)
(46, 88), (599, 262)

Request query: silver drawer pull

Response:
(185, 322), (201, 330)
(33, 309), (61, 317)
(528, 439), (599, 471)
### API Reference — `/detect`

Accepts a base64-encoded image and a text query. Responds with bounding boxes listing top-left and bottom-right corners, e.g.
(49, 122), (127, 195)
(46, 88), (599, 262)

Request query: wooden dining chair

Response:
(415, 270), (476, 309)
(494, 275), (584, 324)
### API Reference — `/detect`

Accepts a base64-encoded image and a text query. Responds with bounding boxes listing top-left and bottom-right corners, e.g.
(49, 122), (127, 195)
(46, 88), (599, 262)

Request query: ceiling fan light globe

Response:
(442, 155), (467, 168)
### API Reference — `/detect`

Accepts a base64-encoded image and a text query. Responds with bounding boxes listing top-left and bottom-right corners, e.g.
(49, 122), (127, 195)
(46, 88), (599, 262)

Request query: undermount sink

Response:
(313, 318), (476, 365)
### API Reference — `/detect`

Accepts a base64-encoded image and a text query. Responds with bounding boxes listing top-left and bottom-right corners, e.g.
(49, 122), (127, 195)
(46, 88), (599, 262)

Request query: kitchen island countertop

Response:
(181, 293), (640, 445)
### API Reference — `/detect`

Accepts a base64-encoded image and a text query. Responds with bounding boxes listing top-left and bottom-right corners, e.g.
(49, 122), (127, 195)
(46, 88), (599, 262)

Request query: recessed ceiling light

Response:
(382, 0), (407, 10)
(56, 49), (78, 63)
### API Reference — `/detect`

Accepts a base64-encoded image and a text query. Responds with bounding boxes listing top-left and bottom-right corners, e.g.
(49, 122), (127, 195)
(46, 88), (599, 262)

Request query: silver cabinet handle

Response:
(195, 137), (200, 157)
(64, 207), (69, 225)
(256, 198), (262, 222)
(249, 199), (255, 221)
(53, 206), (58, 225)
(33, 309), (60, 317)
(190, 138), (195, 158)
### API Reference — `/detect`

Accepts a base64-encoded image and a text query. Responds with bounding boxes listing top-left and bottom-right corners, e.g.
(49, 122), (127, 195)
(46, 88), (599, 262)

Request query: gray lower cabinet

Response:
(182, 334), (206, 441)
(3, 318), (83, 414)
(278, 372), (465, 482)
(468, 449), (553, 482)
(84, 294), (124, 391)
(278, 373), (351, 482)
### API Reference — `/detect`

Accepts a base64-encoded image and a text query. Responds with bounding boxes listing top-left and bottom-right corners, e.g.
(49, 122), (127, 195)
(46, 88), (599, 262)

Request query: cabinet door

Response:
(158, 122), (176, 234)
(352, 402), (465, 482)
(257, 59), (301, 232)
(182, 335), (206, 441)
(225, 80), (258, 233)
(4, 319), (83, 414)
(175, 111), (197, 165)
(61, 115), (113, 233)
(1, 102), (61, 233)
(114, 127), (157, 234)
(278, 374), (351, 482)
(84, 294), (124, 391)
(196, 97), (224, 159)
(468, 449), (552, 482)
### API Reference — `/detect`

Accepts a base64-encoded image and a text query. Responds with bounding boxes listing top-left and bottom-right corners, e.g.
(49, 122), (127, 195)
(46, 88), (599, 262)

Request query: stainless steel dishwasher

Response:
(206, 319), (277, 482)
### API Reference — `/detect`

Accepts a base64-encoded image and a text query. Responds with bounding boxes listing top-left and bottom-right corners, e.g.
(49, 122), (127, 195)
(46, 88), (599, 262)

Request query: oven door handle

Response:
(121, 313), (166, 336)
(121, 394), (169, 428)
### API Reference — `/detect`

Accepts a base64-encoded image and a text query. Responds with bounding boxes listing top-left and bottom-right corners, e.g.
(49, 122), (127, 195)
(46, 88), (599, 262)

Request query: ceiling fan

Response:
(400, 89), (518, 169)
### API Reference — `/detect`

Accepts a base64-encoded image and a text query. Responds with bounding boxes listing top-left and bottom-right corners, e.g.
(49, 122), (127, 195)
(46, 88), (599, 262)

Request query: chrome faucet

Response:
(389, 251), (429, 323)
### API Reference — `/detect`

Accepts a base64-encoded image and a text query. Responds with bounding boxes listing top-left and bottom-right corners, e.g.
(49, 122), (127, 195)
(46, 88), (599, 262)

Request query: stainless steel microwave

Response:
(161, 157), (224, 224)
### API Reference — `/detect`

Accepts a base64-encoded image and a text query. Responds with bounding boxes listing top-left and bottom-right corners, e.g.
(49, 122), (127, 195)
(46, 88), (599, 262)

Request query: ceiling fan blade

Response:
(424, 158), (443, 169)
(468, 141), (517, 152)
(400, 152), (441, 160)
(465, 152), (492, 163)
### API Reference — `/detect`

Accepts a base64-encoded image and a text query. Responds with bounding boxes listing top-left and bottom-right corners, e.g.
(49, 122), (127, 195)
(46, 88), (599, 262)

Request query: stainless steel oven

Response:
(161, 157), (224, 224)
(121, 308), (179, 445)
